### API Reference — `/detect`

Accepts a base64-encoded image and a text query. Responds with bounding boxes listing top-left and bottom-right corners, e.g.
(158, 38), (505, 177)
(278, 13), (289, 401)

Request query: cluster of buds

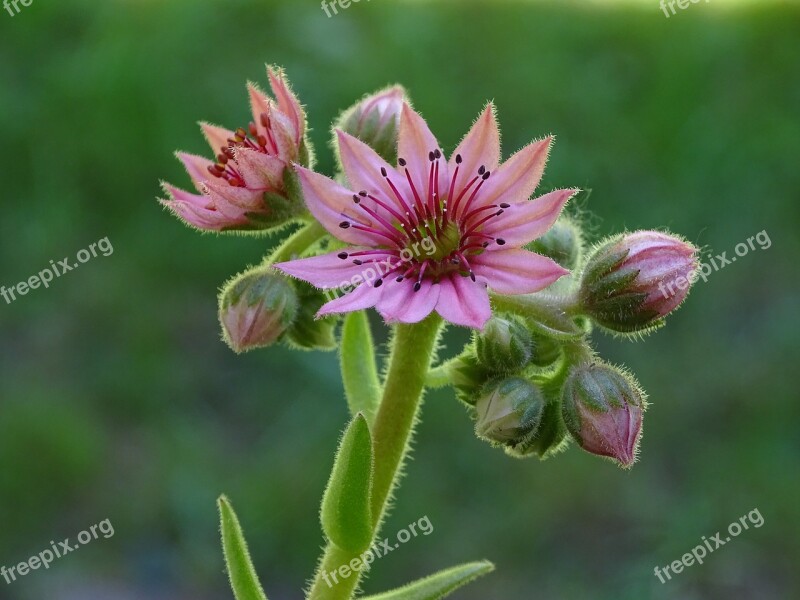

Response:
(463, 229), (696, 467)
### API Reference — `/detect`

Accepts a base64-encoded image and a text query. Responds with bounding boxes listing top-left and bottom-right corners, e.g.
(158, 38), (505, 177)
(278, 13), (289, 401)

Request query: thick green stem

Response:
(307, 315), (443, 600)
(267, 220), (326, 265)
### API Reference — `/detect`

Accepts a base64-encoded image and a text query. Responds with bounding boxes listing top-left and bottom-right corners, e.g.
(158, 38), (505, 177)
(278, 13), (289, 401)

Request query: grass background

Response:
(0, 0), (798, 598)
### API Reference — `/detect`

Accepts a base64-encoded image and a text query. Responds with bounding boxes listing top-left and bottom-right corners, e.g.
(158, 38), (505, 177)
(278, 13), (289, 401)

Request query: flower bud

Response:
(219, 269), (298, 353)
(475, 316), (532, 373)
(561, 362), (645, 468)
(337, 86), (405, 163)
(528, 330), (562, 367)
(284, 281), (337, 351)
(475, 377), (545, 450)
(579, 230), (697, 332)
(526, 215), (583, 270)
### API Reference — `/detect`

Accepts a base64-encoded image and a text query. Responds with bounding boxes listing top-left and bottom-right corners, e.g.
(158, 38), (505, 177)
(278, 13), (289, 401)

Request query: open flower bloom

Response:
(276, 103), (577, 329)
(160, 66), (306, 231)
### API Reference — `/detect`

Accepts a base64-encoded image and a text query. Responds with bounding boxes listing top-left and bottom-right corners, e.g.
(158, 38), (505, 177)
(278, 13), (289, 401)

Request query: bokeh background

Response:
(1, 0), (798, 598)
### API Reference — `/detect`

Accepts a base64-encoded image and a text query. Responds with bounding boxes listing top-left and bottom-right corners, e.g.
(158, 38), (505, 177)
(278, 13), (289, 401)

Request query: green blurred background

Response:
(1, 0), (798, 598)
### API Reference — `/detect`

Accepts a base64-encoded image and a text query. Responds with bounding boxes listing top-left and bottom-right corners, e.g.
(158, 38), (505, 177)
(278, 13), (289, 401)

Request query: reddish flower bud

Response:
(219, 269), (298, 353)
(580, 230), (697, 332)
(561, 362), (645, 468)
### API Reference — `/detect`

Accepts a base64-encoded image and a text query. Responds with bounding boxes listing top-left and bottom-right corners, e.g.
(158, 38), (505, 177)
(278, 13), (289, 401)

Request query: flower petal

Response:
(176, 152), (214, 192)
(317, 281), (382, 317)
(478, 136), (552, 207)
(448, 103), (500, 192)
(472, 248), (568, 294)
(200, 122), (235, 154)
(247, 82), (273, 130)
(275, 249), (381, 289)
(294, 165), (392, 246)
(336, 130), (413, 218)
(234, 148), (285, 190)
(435, 274), (491, 329)
(376, 278), (440, 324)
(481, 189), (577, 247)
(202, 178), (263, 216)
(397, 103), (448, 206)
(161, 184), (243, 230)
(268, 65), (304, 142)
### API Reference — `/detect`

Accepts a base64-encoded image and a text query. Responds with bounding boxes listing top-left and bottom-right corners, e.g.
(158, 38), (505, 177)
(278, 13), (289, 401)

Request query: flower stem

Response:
(267, 220), (326, 265)
(307, 315), (443, 600)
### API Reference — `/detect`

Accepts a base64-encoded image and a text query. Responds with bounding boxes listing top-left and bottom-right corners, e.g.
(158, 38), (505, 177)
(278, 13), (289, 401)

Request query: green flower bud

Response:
(219, 269), (298, 353)
(284, 280), (338, 351)
(475, 316), (532, 372)
(561, 361), (645, 468)
(336, 86), (405, 164)
(528, 330), (562, 367)
(505, 398), (569, 459)
(474, 377), (545, 450)
(526, 215), (583, 270)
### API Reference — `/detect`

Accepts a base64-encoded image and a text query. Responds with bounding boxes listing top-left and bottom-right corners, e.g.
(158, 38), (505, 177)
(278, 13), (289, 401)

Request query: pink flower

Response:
(276, 103), (576, 329)
(160, 66), (306, 231)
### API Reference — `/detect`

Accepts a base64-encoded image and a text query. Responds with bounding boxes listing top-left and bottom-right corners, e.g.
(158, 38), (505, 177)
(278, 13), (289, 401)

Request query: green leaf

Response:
(321, 413), (374, 553)
(361, 561), (495, 600)
(340, 312), (382, 423)
(218, 495), (269, 600)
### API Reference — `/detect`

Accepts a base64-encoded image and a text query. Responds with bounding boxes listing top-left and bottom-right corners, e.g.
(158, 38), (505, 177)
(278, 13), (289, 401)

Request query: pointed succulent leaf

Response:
(360, 561), (495, 600)
(321, 413), (374, 552)
(218, 496), (269, 600)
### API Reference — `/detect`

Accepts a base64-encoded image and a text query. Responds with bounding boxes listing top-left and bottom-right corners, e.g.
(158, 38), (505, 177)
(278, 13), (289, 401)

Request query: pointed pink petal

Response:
(176, 152), (214, 192)
(472, 248), (568, 294)
(478, 137), (552, 207)
(448, 103), (500, 193)
(294, 165), (389, 246)
(335, 130), (413, 217)
(268, 66), (304, 141)
(481, 189), (577, 247)
(397, 103), (448, 203)
(202, 179), (262, 218)
(275, 249), (378, 289)
(268, 108), (299, 161)
(435, 274), (491, 329)
(317, 282), (382, 317)
(376, 278), (440, 324)
(161, 184), (242, 230)
(200, 122), (235, 154)
(247, 82), (272, 128)
(234, 148), (285, 190)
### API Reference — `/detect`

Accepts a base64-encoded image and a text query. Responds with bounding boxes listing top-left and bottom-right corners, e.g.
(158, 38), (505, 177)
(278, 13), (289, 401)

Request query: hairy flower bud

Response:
(284, 281), (337, 351)
(579, 230), (697, 332)
(526, 215), (583, 270)
(219, 269), (298, 353)
(336, 86), (405, 163)
(561, 362), (645, 468)
(475, 316), (532, 372)
(475, 377), (545, 450)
